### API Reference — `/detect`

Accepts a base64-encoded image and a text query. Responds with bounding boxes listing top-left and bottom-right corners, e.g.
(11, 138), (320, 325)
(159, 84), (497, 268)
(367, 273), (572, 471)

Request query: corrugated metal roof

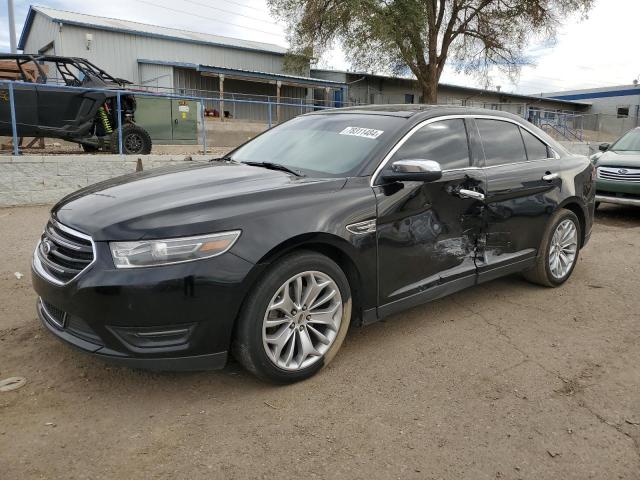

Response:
(139, 59), (346, 87)
(311, 69), (591, 107)
(20, 5), (288, 55)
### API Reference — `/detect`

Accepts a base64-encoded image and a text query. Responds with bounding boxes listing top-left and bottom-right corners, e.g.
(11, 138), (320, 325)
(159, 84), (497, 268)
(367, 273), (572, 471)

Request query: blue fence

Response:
(0, 79), (335, 156)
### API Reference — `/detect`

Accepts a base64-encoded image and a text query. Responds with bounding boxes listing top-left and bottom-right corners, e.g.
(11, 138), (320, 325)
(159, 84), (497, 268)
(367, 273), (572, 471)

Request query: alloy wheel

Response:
(262, 271), (343, 371)
(124, 133), (143, 153)
(548, 219), (578, 279)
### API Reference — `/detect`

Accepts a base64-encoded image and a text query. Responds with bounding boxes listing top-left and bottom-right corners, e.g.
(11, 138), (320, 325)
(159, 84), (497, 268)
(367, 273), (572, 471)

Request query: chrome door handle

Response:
(458, 189), (485, 201)
(542, 172), (559, 181)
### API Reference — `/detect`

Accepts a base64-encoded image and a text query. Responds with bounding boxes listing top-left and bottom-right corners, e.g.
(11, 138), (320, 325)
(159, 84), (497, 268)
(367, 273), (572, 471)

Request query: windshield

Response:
(230, 113), (405, 177)
(612, 128), (640, 152)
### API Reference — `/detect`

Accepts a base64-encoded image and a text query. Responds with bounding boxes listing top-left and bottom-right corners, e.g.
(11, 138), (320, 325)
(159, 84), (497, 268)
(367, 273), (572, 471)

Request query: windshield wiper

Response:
(209, 154), (237, 163)
(242, 161), (305, 177)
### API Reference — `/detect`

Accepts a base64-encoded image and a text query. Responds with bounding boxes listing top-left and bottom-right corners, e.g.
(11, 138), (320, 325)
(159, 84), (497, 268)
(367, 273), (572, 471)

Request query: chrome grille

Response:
(597, 167), (640, 183)
(35, 219), (95, 285)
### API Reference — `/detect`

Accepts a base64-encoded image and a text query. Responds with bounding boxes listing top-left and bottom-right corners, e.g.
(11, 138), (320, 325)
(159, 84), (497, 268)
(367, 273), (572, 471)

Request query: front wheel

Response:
(523, 208), (581, 287)
(232, 251), (352, 384)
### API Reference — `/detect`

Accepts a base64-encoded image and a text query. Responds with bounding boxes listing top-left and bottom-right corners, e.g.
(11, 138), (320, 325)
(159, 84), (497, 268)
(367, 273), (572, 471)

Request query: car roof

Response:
(309, 104), (526, 121)
(308, 103), (572, 158)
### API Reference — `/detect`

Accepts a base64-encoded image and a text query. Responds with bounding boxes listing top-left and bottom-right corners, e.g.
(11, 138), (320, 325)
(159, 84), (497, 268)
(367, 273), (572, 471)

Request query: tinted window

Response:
(476, 119), (527, 166)
(391, 119), (470, 170)
(521, 128), (549, 160)
(230, 114), (405, 176)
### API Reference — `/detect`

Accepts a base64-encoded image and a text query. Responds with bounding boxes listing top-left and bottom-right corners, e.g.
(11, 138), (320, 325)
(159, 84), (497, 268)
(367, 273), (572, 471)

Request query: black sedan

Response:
(32, 106), (595, 383)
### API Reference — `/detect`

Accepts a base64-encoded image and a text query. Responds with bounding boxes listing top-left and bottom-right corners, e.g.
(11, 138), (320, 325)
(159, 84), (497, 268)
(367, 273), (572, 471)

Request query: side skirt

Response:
(363, 252), (537, 326)
(363, 274), (476, 325)
(477, 256), (536, 285)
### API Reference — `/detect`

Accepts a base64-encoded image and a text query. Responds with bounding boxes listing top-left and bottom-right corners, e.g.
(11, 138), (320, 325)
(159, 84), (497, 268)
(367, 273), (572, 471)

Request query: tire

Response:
(81, 144), (99, 153)
(522, 208), (581, 287)
(110, 124), (152, 155)
(232, 251), (352, 384)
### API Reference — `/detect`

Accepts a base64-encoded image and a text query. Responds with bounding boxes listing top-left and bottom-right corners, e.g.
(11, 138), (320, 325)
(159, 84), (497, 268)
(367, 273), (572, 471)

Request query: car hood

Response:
(595, 150), (640, 168)
(53, 161), (347, 241)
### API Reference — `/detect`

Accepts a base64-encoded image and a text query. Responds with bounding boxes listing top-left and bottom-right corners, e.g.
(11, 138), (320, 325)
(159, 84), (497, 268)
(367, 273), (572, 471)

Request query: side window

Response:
(520, 128), (550, 160)
(476, 119), (526, 166)
(391, 119), (470, 170)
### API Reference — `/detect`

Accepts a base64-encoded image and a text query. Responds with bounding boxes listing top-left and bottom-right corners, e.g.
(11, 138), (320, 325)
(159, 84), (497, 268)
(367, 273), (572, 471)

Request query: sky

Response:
(1, 0), (638, 95)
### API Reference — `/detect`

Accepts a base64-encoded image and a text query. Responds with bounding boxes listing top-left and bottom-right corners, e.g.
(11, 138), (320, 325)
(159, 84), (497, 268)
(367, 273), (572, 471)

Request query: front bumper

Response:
(32, 242), (256, 371)
(38, 298), (228, 370)
(596, 193), (640, 206)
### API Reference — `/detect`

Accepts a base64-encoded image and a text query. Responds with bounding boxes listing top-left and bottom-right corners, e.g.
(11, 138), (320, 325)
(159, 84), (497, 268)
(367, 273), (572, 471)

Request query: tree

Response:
(268, 0), (593, 103)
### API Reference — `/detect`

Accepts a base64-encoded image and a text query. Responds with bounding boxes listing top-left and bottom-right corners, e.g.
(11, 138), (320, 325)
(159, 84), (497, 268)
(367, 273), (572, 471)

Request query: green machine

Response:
(135, 97), (198, 145)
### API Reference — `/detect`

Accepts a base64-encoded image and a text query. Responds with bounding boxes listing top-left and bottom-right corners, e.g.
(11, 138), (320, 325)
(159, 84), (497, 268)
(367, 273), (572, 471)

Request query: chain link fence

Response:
(526, 108), (640, 155)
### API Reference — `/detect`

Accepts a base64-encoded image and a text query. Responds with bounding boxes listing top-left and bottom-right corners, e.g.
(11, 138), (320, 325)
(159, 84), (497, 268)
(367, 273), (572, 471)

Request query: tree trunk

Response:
(419, 65), (440, 104)
(421, 81), (438, 104)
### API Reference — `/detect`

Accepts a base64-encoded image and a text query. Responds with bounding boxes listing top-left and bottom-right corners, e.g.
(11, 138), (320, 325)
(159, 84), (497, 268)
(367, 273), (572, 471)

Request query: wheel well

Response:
(561, 202), (586, 247)
(257, 240), (364, 325)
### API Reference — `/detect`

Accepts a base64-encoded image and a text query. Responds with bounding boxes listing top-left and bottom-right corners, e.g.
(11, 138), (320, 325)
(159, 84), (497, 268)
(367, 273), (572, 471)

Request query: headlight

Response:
(109, 230), (241, 268)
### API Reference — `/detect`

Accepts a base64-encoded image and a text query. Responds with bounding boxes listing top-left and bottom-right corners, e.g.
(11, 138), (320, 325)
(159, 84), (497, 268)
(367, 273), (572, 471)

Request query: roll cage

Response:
(0, 54), (131, 88)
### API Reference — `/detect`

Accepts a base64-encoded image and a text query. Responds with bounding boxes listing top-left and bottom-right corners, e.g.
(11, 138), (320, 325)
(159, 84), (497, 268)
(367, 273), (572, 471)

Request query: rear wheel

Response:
(81, 143), (99, 153)
(110, 124), (152, 154)
(523, 208), (581, 287)
(232, 251), (352, 383)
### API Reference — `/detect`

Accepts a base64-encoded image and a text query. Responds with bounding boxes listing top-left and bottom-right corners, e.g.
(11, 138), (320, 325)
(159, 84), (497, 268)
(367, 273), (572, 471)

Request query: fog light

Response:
(109, 324), (195, 349)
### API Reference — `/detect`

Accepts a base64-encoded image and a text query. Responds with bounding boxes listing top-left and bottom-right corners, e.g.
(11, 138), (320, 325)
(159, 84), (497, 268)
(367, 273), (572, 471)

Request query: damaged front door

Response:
(373, 118), (486, 317)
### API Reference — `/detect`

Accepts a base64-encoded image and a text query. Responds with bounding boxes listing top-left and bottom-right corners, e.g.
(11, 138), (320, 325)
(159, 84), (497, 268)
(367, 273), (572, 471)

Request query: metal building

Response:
(311, 69), (589, 116)
(17, 5), (345, 122)
(539, 84), (640, 140)
(541, 83), (640, 117)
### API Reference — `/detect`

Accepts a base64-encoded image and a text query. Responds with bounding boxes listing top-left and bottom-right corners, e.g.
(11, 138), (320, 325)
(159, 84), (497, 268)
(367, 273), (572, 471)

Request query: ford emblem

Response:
(42, 240), (52, 255)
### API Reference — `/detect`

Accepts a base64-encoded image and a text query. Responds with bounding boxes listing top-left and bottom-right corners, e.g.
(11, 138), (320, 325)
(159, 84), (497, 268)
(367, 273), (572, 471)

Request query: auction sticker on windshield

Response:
(339, 126), (384, 139)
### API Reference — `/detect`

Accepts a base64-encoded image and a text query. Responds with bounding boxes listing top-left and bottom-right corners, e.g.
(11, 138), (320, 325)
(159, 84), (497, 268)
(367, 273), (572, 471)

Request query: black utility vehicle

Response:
(0, 54), (151, 154)
(32, 106), (595, 383)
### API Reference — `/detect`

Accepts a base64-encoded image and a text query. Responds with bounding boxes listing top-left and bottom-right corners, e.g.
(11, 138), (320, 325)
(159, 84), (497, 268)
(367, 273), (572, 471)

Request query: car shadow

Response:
(595, 204), (640, 226)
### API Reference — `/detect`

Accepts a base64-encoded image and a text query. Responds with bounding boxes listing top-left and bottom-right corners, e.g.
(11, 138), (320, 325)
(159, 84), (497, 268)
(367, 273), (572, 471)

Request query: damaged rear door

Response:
(374, 118), (486, 317)
(474, 117), (562, 282)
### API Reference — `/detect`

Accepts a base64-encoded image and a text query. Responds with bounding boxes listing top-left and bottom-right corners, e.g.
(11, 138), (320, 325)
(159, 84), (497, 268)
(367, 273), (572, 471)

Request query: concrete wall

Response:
(581, 94), (640, 116)
(0, 154), (219, 207)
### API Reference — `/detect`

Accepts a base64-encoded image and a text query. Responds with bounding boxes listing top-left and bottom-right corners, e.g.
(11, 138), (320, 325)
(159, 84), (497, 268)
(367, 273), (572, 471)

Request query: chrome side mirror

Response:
(382, 159), (443, 183)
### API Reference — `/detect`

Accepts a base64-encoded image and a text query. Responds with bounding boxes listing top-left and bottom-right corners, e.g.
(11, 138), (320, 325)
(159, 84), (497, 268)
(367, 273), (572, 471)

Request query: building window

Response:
(617, 106), (630, 118)
(404, 94), (415, 104)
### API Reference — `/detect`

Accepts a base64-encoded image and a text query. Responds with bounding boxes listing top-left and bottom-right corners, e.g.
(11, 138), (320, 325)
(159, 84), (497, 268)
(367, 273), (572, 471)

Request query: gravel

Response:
(1, 203), (639, 479)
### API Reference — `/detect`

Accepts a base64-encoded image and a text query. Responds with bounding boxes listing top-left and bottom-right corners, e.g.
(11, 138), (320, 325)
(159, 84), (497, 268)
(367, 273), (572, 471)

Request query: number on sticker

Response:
(339, 127), (384, 139)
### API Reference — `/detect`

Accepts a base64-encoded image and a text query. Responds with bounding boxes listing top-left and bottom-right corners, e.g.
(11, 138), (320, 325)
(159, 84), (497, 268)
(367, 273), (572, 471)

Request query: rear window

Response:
(230, 114), (405, 176)
(521, 128), (550, 160)
(476, 119), (527, 166)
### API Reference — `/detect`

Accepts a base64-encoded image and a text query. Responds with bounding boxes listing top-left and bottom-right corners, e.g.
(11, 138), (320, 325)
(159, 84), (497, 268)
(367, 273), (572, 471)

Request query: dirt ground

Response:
(0, 204), (639, 479)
